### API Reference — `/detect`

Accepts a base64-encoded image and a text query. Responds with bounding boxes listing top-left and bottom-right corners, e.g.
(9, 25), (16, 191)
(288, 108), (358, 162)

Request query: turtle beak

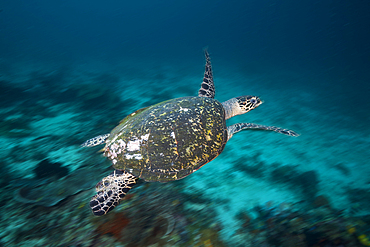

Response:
(257, 96), (263, 105)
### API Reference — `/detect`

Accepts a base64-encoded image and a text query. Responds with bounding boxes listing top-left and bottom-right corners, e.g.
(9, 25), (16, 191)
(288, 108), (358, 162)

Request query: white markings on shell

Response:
(141, 133), (150, 141)
(111, 143), (119, 151)
(105, 122), (150, 162)
(106, 138), (126, 159)
(125, 153), (143, 160)
(179, 107), (189, 112)
(126, 134), (150, 152)
(107, 133), (149, 160)
(126, 138), (141, 151)
(171, 132), (175, 139)
(118, 139), (126, 148)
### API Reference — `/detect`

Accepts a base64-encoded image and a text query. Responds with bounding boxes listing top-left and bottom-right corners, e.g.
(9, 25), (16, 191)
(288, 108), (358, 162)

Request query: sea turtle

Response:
(81, 50), (299, 216)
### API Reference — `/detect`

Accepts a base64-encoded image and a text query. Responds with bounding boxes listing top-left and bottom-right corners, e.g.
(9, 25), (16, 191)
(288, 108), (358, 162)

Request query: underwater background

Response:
(1, 0), (370, 246)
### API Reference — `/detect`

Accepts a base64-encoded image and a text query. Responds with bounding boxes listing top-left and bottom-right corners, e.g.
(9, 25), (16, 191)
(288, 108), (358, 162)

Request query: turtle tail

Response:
(89, 170), (137, 216)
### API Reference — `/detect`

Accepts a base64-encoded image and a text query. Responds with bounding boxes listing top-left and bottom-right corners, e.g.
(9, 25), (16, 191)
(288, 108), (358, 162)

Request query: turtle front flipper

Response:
(90, 170), (137, 216)
(81, 133), (110, 147)
(198, 50), (215, 99)
(227, 123), (299, 140)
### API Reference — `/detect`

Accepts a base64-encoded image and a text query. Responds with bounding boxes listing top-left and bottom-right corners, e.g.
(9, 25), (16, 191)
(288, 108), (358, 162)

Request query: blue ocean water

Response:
(1, 0), (369, 246)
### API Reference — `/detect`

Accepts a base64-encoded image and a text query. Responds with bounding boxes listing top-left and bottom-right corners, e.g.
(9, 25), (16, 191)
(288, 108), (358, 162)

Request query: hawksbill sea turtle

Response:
(81, 50), (299, 216)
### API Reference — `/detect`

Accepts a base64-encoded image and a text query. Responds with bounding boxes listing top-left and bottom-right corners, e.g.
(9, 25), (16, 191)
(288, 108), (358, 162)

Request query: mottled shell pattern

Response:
(103, 96), (227, 182)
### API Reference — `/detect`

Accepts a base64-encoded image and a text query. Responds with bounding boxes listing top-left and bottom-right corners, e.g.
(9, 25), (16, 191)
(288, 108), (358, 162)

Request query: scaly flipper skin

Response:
(81, 134), (110, 147)
(198, 50), (215, 99)
(227, 123), (299, 140)
(89, 170), (137, 216)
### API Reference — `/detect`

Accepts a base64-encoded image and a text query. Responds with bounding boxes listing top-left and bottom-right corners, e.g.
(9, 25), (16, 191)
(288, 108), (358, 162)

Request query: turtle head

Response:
(235, 95), (262, 113)
(222, 95), (262, 120)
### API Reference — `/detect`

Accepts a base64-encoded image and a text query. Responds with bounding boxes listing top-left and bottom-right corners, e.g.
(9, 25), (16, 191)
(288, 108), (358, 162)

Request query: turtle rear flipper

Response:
(227, 123), (299, 140)
(89, 170), (137, 216)
(81, 133), (110, 147)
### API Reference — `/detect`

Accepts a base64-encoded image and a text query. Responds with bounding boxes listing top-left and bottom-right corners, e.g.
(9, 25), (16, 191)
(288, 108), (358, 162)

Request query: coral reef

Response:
(234, 200), (370, 247)
(0, 161), (11, 188)
(14, 166), (107, 207)
(0, 80), (30, 107)
(33, 159), (69, 179)
(347, 188), (370, 211)
(232, 153), (266, 178)
(0, 117), (32, 138)
(95, 212), (130, 240)
(270, 165), (320, 198)
(3, 170), (227, 247)
(89, 181), (226, 247)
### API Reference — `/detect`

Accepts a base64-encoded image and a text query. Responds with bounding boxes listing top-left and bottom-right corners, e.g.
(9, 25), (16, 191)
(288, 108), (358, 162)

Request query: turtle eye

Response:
(250, 98), (256, 104)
